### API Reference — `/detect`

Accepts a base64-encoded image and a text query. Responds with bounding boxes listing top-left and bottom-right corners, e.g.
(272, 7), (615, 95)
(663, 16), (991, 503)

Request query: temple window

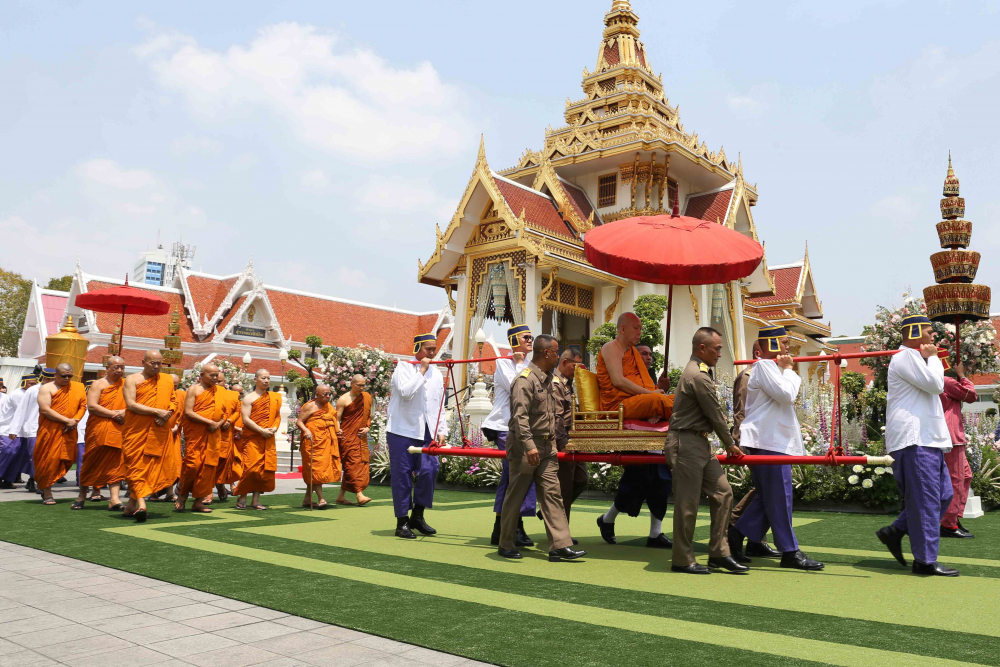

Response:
(667, 178), (678, 210)
(598, 174), (617, 207)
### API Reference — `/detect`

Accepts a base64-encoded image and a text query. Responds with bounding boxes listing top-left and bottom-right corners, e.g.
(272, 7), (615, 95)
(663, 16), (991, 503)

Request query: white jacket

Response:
(0, 388), (25, 433)
(387, 359), (448, 440)
(739, 359), (804, 456)
(481, 357), (527, 433)
(10, 383), (41, 438)
(885, 347), (950, 453)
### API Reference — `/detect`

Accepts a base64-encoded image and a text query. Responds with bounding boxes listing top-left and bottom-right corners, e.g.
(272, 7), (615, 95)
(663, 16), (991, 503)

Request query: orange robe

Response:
(301, 401), (341, 485)
(234, 392), (281, 495)
(33, 382), (87, 489)
(339, 391), (371, 493)
(179, 386), (223, 499)
(597, 347), (674, 421)
(215, 388), (243, 485)
(121, 373), (178, 498)
(81, 380), (126, 487)
(156, 388), (185, 491)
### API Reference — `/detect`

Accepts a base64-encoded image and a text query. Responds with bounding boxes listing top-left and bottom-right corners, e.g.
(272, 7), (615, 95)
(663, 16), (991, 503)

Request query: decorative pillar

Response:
(275, 386), (292, 453)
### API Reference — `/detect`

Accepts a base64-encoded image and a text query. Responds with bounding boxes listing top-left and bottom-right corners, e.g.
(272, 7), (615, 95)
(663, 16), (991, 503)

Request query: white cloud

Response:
(337, 266), (369, 288)
(170, 133), (224, 156)
(78, 159), (156, 189)
(136, 23), (475, 160)
(300, 168), (330, 191)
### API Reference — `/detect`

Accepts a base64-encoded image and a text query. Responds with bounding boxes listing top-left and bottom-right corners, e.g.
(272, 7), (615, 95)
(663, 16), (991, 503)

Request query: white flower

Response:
(848, 475), (859, 485)
(875, 467), (885, 475)
(853, 465), (864, 473)
(440, 458), (447, 463)
(592, 473), (599, 479)
(880, 426), (886, 432)
(885, 467), (893, 475)
(862, 478), (873, 489)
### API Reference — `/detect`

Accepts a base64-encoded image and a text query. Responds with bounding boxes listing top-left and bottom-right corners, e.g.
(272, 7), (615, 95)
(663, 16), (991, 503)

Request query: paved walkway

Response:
(0, 541), (484, 667)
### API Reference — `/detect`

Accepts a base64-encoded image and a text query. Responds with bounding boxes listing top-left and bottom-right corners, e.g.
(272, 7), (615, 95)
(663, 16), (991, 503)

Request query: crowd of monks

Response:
(0, 351), (373, 521)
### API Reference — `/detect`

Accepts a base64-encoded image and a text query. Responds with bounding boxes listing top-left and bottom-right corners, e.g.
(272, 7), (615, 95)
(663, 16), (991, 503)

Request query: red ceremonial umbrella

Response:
(74, 276), (170, 359)
(584, 205), (764, 364)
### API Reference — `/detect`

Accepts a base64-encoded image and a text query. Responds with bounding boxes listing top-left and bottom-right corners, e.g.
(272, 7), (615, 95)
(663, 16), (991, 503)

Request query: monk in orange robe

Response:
(215, 385), (243, 500)
(335, 374), (372, 506)
(234, 370), (281, 510)
(34, 363), (87, 505)
(121, 351), (178, 522)
(154, 374), (184, 501)
(597, 312), (674, 422)
(74, 356), (126, 510)
(296, 384), (341, 509)
(176, 363), (223, 513)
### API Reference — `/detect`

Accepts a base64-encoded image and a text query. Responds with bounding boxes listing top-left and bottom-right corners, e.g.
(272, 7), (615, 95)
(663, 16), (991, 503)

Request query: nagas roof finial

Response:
(477, 134), (486, 165)
(943, 151), (960, 197)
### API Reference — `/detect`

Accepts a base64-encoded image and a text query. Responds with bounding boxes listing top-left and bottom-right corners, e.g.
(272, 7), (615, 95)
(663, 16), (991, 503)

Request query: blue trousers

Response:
(76, 442), (85, 484)
(485, 429), (536, 516)
(735, 448), (798, 553)
(0, 435), (28, 481)
(891, 445), (953, 565)
(386, 429), (439, 518)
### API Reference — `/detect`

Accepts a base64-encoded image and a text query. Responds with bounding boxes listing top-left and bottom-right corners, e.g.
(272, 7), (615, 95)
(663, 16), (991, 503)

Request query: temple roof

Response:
(491, 175), (576, 239)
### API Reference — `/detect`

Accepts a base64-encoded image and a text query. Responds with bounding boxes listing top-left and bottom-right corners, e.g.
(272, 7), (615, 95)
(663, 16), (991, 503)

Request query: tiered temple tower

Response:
(160, 308), (184, 378)
(923, 154), (991, 355)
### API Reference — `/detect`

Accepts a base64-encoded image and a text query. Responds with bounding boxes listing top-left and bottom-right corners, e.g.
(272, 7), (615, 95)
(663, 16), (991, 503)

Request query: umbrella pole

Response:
(663, 284), (673, 376)
(119, 305), (127, 357)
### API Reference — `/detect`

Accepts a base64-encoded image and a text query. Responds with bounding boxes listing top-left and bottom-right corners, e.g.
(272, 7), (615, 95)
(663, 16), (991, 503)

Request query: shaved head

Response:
(255, 368), (269, 378)
(617, 312), (640, 329)
(107, 356), (124, 367)
(143, 350), (162, 363)
(352, 374), (365, 383)
(616, 311), (643, 347)
(56, 362), (73, 374)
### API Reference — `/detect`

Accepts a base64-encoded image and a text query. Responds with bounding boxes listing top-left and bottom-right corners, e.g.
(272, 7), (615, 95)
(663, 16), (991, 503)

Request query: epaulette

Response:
(519, 368), (531, 378)
(552, 376), (560, 384)
(699, 362), (709, 373)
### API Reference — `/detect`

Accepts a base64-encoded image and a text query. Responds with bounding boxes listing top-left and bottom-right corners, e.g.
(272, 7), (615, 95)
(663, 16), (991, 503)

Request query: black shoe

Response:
(957, 520), (973, 535)
(408, 506), (436, 535)
(549, 547), (586, 562)
(707, 555), (750, 573)
(671, 563), (711, 574)
(572, 538), (579, 545)
(780, 550), (824, 570)
(516, 519), (534, 548)
(727, 525), (751, 563)
(596, 515), (616, 544)
(395, 524), (416, 539)
(876, 525), (907, 567)
(490, 516), (501, 546)
(912, 561), (959, 577)
(646, 534), (673, 549)
(56, 477), (67, 484)
(25, 478), (36, 493)
(941, 526), (974, 539)
(134, 509), (148, 524)
(0, 479), (13, 489)
(745, 540), (780, 558)
(498, 547), (522, 559)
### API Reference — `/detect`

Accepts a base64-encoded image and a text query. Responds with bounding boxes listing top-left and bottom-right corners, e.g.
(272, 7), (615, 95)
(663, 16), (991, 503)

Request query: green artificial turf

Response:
(0, 487), (997, 667)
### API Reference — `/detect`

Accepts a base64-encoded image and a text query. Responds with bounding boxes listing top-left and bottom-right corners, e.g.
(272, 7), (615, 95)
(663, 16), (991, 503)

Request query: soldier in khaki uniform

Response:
(498, 335), (586, 562)
(666, 327), (748, 575)
(553, 349), (586, 531)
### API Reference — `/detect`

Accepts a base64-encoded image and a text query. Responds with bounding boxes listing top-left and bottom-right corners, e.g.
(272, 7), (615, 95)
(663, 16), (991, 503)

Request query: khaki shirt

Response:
(552, 367), (574, 450)
(668, 356), (734, 447)
(731, 366), (751, 444)
(507, 361), (556, 459)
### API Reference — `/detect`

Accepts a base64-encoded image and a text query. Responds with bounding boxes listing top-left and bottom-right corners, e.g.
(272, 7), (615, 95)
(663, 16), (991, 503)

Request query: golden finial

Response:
(611, 0), (632, 11)
(60, 315), (78, 333)
(943, 151), (960, 197)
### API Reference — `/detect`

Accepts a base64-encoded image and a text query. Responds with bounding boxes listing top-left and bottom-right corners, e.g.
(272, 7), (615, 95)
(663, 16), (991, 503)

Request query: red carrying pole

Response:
(408, 445), (893, 467)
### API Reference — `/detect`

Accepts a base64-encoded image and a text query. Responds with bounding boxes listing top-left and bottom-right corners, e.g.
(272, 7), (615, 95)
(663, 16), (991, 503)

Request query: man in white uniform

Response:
(386, 333), (448, 539)
(729, 327), (824, 570)
(482, 324), (535, 547)
(9, 367), (55, 492)
(876, 314), (958, 576)
(0, 373), (36, 488)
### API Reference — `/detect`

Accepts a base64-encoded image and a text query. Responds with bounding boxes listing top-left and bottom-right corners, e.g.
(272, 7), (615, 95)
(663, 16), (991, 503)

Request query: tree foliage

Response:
(45, 275), (73, 291)
(0, 268), (32, 357)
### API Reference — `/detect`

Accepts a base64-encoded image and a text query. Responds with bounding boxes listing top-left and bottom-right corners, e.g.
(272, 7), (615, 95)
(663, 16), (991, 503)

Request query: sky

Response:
(2, 0), (999, 336)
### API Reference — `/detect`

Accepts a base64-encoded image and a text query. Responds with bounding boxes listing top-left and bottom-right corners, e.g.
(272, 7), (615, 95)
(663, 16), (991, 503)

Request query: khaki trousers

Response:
(729, 487), (756, 526)
(500, 453), (573, 552)
(666, 430), (733, 567)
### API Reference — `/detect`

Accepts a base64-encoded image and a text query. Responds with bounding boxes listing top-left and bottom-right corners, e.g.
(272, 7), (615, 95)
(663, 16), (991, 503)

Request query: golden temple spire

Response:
(943, 151), (960, 197)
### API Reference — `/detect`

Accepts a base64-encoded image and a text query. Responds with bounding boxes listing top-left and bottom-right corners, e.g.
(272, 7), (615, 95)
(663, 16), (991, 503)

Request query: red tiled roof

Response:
(186, 275), (237, 321)
(636, 45), (647, 68)
(41, 294), (69, 336)
(434, 327), (451, 352)
(84, 281), (195, 342)
(493, 177), (574, 239)
(758, 310), (788, 319)
(215, 295), (247, 334)
(84, 346), (201, 370)
(604, 43), (619, 67)
(265, 289), (438, 356)
(747, 266), (802, 306)
(561, 180), (597, 225)
(685, 189), (733, 222)
(830, 342), (874, 381)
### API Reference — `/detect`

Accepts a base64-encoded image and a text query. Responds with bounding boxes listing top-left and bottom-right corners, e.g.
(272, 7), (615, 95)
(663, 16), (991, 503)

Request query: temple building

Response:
(417, 0), (833, 383)
(15, 259), (452, 383)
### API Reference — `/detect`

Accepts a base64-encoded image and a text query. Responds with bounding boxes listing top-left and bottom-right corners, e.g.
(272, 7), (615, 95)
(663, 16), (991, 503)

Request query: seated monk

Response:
(597, 312), (674, 423)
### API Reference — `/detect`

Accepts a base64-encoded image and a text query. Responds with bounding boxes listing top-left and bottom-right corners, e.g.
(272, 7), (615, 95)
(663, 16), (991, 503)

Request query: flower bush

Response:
(320, 344), (395, 400)
(861, 293), (999, 388)
(181, 358), (252, 390)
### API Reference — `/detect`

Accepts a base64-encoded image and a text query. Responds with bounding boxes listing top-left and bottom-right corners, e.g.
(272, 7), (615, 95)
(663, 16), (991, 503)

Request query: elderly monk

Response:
(597, 312), (674, 422)
(297, 384), (342, 510)
(121, 351), (177, 522)
(73, 357), (127, 511)
(213, 383), (244, 501)
(34, 364), (87, 505)
(335, 374), (372, 507)
(176, 364), (224, 513)
(234, 370), (281, 510)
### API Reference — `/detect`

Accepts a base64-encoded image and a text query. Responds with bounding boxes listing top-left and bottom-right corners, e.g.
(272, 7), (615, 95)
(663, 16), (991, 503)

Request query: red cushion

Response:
(623, 420), (670, 433)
